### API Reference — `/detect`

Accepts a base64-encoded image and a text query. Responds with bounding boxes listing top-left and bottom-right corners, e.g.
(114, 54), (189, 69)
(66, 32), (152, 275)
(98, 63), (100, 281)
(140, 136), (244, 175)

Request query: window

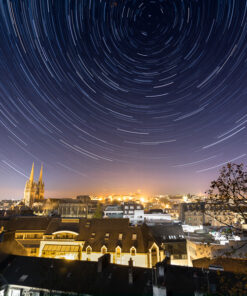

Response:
(101, 246), (107, 254)
(116, 246), (121, 257)
(18, 274), (28, 282)
(86, 246), (91, 255)
(30, 248), (36, 254)
(118, 233), (123, 240)
(132, 234), (137, 240)
(130, 247), (136, 256)
(105, 233), (110, 240)
(9, 289), (21, 296)
(91, 232), (96, 239)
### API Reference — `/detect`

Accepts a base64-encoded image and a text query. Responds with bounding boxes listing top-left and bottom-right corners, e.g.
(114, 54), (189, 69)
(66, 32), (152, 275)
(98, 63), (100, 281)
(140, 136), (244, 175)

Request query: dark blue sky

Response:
(0, 0), (247, 198)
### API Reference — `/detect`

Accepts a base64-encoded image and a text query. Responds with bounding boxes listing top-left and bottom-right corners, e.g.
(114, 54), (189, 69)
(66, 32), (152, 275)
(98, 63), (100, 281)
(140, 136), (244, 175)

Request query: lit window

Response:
(85, 222), (91, 228)
(132, 234), (137, 240)
(101, 246), (107, 254)
(130, 247), (136, 256)
(118, 233), (123, 240)
(105, 233), (110, 239)
(116, 246), (121, 257)
(86, 246), (91, 255)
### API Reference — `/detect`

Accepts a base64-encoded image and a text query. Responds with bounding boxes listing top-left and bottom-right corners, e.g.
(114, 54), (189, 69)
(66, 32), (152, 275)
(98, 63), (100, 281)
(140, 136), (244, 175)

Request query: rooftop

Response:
(0, 254), (152, 295)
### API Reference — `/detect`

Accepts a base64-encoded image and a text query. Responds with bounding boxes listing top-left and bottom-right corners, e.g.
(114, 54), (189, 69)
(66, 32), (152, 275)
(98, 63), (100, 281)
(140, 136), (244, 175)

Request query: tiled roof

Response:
(0, 217), (157, 254)
(45, 218), (80, 235)
(79, 219), (155, 253)
(193, 257), (247, 274)
(149, 223), (185, 243)
(2, 217), (52, 231)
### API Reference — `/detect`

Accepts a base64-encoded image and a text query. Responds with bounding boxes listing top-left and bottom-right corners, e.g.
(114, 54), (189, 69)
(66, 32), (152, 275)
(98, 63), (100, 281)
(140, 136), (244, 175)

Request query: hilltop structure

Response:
(23, 163), (44, 207)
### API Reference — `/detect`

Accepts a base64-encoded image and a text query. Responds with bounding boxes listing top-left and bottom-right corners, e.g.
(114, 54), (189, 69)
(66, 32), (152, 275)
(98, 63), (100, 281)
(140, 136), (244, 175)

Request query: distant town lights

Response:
(183, 195), (188, 202)
(140, 197), (145, 203)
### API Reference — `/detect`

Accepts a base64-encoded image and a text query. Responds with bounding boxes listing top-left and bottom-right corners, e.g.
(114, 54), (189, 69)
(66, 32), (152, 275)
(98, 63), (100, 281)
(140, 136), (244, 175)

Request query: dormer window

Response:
(130, 247), (136, 256)
(105, 233), (110, 240)
(118, 233), (123, 240)
(116, 246), (121, 257)
(101, 246), (107, 254)
(132, 234), (137, 240)
(86, 246), (92, 255)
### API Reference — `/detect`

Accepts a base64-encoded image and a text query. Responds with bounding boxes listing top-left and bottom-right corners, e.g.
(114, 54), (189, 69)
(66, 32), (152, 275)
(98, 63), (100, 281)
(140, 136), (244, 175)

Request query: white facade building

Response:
(144, 212), (171, 223)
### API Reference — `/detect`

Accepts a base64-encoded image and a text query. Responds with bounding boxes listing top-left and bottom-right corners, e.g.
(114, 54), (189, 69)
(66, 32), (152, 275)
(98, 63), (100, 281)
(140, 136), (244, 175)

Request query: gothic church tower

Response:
(23, 163), (45, 206)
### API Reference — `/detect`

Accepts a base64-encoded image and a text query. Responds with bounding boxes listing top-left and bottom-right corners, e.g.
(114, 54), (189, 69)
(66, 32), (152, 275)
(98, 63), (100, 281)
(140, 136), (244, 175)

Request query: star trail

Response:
(0, 0), (247, 198)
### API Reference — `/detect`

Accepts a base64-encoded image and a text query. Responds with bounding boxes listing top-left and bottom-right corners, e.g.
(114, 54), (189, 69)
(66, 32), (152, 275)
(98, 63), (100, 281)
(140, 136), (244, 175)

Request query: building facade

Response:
(123, 202), (144, 224)
(180, 202), (245, 227)
(0, 217), (163, 268)
(104, 205), (123, 218)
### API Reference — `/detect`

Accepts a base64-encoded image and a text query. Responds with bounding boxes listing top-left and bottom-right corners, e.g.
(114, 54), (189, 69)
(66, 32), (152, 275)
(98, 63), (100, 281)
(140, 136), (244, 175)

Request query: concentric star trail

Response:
(0, 0), (246, 197)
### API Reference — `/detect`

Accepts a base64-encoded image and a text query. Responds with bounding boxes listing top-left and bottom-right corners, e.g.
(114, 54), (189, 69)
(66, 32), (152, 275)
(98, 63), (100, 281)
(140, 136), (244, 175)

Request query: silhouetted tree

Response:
(205, 163), (247, 232)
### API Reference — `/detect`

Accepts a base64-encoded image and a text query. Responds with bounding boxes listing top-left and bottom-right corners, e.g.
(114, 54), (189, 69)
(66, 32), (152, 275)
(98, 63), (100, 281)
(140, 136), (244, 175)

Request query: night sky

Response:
(0, 0), (247, 198)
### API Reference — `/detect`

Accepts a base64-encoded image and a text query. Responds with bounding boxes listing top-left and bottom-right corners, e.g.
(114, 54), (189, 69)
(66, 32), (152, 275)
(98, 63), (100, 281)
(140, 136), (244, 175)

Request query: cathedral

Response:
(23, 163), (44, 206)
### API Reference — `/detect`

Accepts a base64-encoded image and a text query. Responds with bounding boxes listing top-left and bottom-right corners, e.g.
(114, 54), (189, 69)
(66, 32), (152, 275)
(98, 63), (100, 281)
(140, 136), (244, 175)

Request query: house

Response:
(0, 217), (162, 268)
(103, 205), (123, 218)
(123, 202), (144, 224)
(149, 223), (188, 266)
(144, 209), (171, 223)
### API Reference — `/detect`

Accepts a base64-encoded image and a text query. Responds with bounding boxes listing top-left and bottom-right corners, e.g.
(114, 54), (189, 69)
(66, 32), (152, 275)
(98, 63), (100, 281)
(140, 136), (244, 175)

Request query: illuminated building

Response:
(144, 209), (171, 223)
(42, 196), (98, 218)
(123, 202), (144, 224)
(179, 202), (245, 227)
(0, 217), (163, 268)
(23, 163), (44, 207)
(104, 205), (123, 218)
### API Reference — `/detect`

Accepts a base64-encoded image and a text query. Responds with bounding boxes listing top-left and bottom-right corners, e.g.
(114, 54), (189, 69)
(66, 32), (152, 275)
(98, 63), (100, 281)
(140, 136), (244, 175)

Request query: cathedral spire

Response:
(29, 162), (34, 182)
(39, 164), (43, 183)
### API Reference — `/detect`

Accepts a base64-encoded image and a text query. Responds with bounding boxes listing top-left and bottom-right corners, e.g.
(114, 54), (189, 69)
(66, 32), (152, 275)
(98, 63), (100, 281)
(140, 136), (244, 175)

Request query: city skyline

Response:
(0, 0), (247, 199)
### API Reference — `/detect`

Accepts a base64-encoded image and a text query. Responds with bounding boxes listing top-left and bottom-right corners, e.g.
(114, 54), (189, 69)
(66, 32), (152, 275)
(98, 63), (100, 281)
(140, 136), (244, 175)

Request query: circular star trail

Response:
(0, 0), (247, 196)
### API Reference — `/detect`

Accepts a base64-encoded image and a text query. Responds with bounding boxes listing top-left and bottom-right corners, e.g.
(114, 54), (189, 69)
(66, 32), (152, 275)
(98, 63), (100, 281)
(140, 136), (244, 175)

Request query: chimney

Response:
(97, 253), (110, 273)
(128, 258), (133, 284)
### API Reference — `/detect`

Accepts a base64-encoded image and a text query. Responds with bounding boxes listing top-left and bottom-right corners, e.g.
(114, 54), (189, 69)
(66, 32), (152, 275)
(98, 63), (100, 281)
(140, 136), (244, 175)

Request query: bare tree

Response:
(205, 163), (247, 233)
